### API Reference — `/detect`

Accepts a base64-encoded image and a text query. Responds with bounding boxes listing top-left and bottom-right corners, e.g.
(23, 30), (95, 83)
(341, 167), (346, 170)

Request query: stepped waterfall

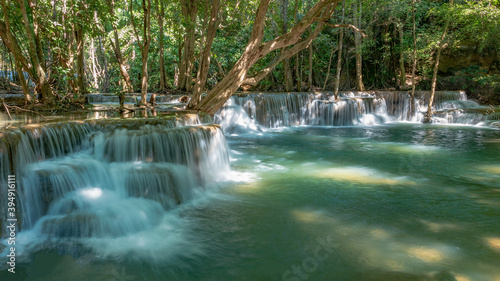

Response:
(1, 91), (499, 280)
(0, 115), (229, 259)
(215, 91), (500, 133)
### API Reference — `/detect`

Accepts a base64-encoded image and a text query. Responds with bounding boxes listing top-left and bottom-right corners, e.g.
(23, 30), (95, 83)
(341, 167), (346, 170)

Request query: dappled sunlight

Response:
(454, 275), (472, 281)
(382, 142), (442, 155)
(478, 165), (500, 175)
(484, 237), (500, 252)
(291, 209), (337, 224)
(288, 208), (472, 275)
(233, 182), (263, 194)
(315, 166), (415, 186)
(369, 228), (392, 239)
(407, 247), (444, 263)
(418, 219), (463, 233)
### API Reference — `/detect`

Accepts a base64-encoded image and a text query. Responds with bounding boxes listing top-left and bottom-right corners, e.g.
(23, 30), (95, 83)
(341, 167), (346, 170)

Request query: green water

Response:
(3, 124), (500, 281)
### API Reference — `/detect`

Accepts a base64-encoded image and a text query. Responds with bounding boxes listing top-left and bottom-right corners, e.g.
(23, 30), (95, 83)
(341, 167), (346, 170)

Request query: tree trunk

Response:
(112, 27), (133, 93)
(424, 0), (453, 123)
(333, 0), (345, 99)
(0, 8), (31, 78)
(409, 0), (417, 119)
(282, 0), (294, 92)
(308, 39), (313, 90)
(188, 0), (340, 114)
(15, 60), (31, 104)
(98, 36), (109, 91)
(156, 0), (167, 91)
(140, 0), (152, 105)
(353, 0), (364, 91)
(141, 46), (149, 104)
(322, 44), (336, 90)
(108, 0), (133, 93)
(90, 38), (98, 89)
(190, 0), (221, 108)
(75, 26), (86, 94)
(178, 0), (198, 92)
(130, 0), (152, 105)
(293, 0), (301, 91)
(398, 22), (406, 88)
(16, 0), (53, 104)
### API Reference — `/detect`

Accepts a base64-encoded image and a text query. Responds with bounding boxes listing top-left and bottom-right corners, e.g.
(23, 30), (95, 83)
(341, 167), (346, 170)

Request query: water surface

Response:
(3, 123), (500, 281)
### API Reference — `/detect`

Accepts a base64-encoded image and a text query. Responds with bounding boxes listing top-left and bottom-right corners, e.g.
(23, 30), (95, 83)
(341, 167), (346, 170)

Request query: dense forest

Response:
(0, 0), (499, 113)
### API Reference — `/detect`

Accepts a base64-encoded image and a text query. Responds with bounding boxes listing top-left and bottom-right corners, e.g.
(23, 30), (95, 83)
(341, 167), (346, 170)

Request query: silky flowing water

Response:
(1, 92), (500, 281)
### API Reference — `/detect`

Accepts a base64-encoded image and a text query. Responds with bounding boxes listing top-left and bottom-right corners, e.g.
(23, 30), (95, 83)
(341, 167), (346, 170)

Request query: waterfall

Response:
(216, 91), (499, 129)
(0, 115), (230, 255)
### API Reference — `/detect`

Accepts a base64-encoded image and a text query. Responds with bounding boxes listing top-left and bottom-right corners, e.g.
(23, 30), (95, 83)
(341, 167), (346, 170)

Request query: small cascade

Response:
(309, 97), (389, 126)
(0, 115), (231, 255)
(22, 158), (198, 240)
(221, 92), (389, 128)
(217, 91), (498, 129)
(92, 124), (230, 184)
(214, 98), (261, 134)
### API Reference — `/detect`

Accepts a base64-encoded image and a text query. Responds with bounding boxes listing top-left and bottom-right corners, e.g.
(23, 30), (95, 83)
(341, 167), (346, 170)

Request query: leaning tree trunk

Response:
(0, 1), (32, 81)
(188, 0), (340, 115)
(16, 0), (53, 105)
(15, 60), (31, 104)
(112, 27), (133, 93)
(424, 0), (453, 123)
(322, 42), (337, 90)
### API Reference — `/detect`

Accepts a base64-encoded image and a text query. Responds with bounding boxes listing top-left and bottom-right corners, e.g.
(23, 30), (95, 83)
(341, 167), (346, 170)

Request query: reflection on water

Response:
(2, 123), (500, 281)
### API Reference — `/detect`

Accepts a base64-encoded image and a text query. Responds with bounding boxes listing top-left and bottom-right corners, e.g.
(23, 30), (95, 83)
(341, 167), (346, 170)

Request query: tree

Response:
(353, 0), (364, 91)
(155, 0), (168, 92)
(0, 0), (54, 105)
(130, 0), (152, 105)
(187, 0), (341, 114)
(333, 0), (345, 100)
(177, 0), (198, 92)
(423, 0), (453, 124)
(75, 1), (88, 94)
(0, 1), (31, 103)
(190, 0), (221, 107)
(107, 0), (134, 94)
(409, 0), (416, 118)
(281, 0), (294, 92)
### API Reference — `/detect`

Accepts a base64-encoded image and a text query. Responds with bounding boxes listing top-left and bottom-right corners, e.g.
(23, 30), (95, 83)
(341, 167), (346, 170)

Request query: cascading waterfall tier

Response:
(0, 114), (230, 252)
(217, 91), (499, 130)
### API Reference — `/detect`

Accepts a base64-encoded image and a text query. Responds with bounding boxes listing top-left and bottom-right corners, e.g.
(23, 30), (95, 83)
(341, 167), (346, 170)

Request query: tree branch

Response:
(130, 0), (144, 50)
(242, 21), (327, 87)
(324, 22), (368, 37)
